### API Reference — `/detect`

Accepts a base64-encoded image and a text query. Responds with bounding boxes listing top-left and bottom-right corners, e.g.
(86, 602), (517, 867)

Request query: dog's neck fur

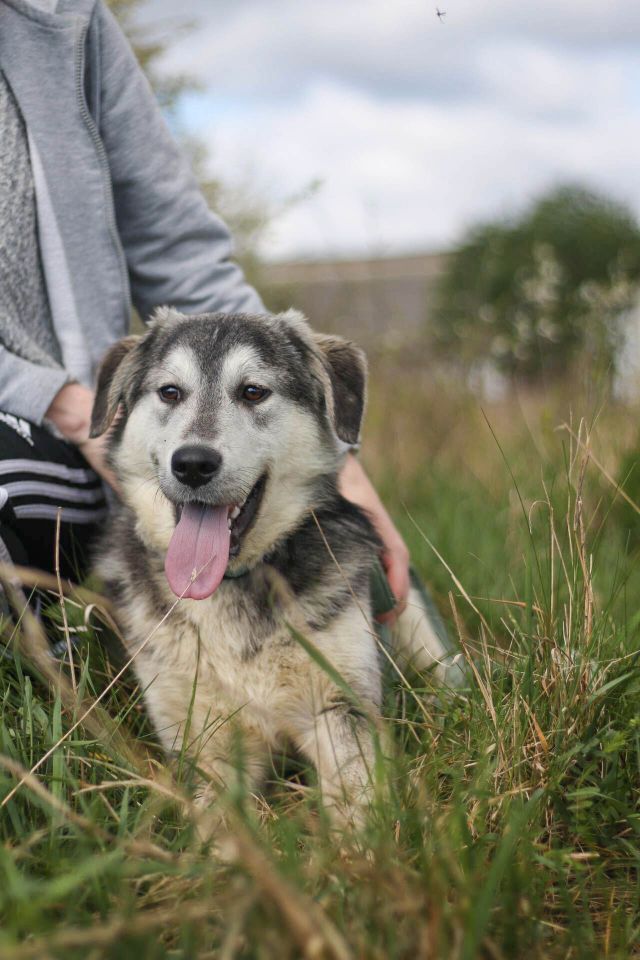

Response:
(222, 470), (340, 578)
(114, 450), (349, 577)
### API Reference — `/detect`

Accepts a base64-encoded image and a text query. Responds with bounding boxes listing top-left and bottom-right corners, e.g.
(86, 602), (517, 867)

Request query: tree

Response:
(432, 186), (640, 381)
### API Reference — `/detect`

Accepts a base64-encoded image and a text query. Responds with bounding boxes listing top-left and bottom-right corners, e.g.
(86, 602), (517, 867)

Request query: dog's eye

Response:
(241, 385), (271, 404)
(158, 385), (182, 403)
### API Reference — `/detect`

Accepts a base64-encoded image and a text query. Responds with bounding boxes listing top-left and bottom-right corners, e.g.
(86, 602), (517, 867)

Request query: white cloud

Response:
(201, 78), (640, 259)
(137, 0), (640, 258)
(143, 0), (640, 103)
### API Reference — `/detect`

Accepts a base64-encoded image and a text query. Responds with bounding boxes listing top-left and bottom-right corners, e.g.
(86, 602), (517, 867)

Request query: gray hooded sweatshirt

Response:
(0, 0), (265, 425)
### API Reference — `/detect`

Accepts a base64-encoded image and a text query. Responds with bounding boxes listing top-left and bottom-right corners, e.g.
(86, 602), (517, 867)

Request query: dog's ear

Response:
(314, 334), (367, 446)
(149, 305), (187, 328)
(90, 336), (141, 438)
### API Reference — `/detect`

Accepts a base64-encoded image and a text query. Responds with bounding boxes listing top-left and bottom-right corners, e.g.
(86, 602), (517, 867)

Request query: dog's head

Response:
(90, 309), (367, 600)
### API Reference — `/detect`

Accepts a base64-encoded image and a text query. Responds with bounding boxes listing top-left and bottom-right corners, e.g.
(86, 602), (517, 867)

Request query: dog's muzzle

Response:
(164, 472), (268, 601)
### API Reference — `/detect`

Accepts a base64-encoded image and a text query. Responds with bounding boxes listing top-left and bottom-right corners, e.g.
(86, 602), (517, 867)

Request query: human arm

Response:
(0, 345), (71, 427)
(339, 453), (410, 625)
(93, 2), (265, 320)
(44, 382), (119, 491)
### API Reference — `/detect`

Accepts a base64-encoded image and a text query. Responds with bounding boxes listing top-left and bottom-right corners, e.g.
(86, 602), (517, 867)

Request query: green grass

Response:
(1, 368), (640, 958)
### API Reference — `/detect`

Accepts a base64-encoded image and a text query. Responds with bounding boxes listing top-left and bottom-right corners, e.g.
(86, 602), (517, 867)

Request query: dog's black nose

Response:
(171, 445), (222, 488)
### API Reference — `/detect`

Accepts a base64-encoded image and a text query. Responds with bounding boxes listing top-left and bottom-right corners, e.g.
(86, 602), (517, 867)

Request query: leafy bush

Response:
(614, 439), (640, 550)
(432, 185), (640, 381)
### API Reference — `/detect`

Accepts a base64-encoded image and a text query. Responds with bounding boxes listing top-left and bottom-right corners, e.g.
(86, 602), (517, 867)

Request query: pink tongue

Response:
(165, 503), (231, 600)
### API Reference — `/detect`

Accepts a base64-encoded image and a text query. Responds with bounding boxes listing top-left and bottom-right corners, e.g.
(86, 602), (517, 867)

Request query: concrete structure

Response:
(263, 251), (448, 346)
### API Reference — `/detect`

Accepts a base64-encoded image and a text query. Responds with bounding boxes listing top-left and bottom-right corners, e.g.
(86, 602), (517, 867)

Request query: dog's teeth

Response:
(230, 506), (241, 520)
(228, 517), (233, 530)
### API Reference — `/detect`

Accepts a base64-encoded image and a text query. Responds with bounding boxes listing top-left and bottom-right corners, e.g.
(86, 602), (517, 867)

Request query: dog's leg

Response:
(188, 725), (269, 848)
(294, 697), (378, 829)
(393, 584), (466, 688)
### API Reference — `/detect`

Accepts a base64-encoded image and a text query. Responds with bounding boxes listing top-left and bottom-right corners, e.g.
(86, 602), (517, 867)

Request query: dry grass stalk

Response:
(54, 509), (76, 696)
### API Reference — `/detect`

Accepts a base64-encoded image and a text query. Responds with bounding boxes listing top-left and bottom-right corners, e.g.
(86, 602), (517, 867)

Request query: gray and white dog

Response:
(90, 308), (459, 832)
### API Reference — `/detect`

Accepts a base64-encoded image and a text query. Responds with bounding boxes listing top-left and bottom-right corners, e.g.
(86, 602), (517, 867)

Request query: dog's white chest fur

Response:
(122, 577), (379, 761)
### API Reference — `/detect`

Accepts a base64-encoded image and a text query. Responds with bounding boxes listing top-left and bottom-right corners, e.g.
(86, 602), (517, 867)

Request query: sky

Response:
(138, 0), (640, 262)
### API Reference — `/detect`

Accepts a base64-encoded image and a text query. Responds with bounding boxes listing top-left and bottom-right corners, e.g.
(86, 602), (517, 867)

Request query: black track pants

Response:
(0, 411), (107, 583)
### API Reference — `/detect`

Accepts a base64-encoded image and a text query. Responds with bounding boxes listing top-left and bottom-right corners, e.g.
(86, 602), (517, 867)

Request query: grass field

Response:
(1, 354), (640, 959)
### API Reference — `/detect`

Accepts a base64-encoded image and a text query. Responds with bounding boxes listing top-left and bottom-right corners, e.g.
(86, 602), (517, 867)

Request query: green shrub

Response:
(432, 185), (640, 381)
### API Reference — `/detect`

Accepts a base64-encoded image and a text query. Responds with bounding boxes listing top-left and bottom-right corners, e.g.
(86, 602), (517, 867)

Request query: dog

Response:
(90, 308), (462, 834)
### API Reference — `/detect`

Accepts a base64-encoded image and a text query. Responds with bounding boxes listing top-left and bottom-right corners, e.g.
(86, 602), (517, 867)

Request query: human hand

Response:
(44, 383), (120, 493)
(77, 434), (120, 494)
(338, 453), (410, 625)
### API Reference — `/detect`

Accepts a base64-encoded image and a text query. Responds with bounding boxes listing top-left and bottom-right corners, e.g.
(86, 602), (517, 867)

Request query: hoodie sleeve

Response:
(93, 2), (266, 321)
(0, 346), (70, 425)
